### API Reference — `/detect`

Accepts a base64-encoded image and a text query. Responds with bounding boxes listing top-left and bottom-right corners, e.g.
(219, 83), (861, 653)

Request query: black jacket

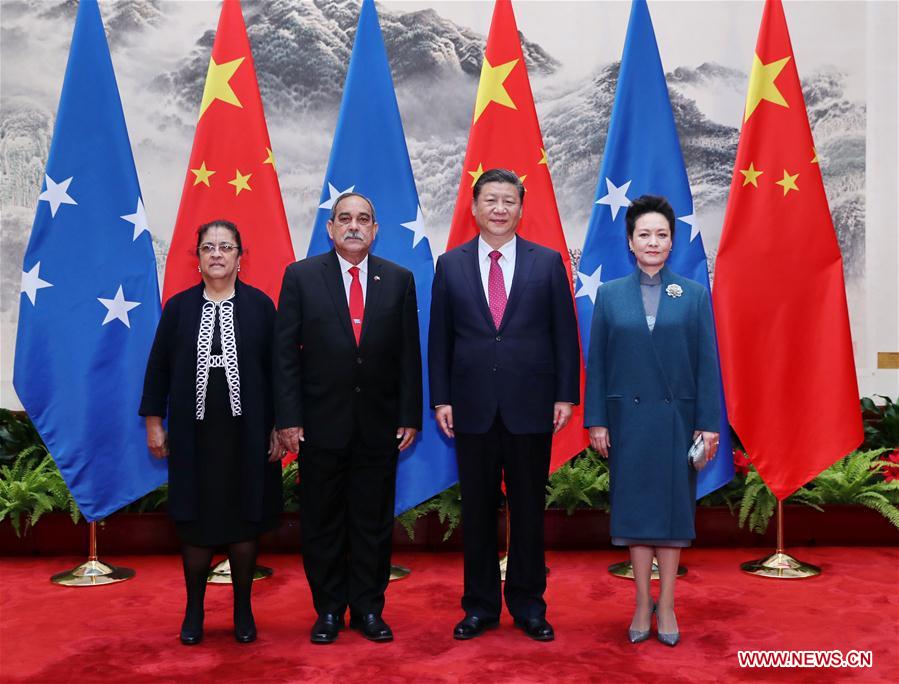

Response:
(273, 250), (422, 449)
(139, 280), (281, 522)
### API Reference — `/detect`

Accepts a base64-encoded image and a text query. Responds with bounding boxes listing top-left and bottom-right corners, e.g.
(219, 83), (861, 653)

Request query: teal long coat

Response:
(584, 267), (720, 541)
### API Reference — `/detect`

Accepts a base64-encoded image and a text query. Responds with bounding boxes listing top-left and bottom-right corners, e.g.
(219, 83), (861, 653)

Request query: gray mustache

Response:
(344, 230), (364, 240)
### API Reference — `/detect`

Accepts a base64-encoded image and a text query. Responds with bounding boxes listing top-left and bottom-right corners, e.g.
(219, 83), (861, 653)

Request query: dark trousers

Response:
(455, 415), (552, 621)
(299, 440), (398, 617)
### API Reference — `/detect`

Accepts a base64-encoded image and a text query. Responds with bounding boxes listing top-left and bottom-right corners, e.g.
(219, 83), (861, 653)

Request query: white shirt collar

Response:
(336, 252), (369, 276)
(478, 234), (517, 261)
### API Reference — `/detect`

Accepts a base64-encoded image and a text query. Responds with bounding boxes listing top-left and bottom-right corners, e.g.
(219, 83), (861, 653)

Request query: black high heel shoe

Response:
(180, 609), (204, 645)
(234, 612), (257, 643)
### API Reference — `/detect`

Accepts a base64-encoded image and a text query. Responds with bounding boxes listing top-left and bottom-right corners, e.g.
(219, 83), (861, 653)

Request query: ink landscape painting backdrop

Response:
(2, 0), (897, 407)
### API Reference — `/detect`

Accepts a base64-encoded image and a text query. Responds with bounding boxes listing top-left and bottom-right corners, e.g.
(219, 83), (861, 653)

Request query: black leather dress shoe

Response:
(310, 613), (345, 644)
(514, 617), (555, 641)
(453, 615), (499, 640)
(349, 613), (393, 642)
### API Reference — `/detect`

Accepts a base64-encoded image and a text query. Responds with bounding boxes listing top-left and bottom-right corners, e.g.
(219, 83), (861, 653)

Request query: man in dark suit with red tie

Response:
(429, 168), (580, 641)
(274, 193), (421, 644)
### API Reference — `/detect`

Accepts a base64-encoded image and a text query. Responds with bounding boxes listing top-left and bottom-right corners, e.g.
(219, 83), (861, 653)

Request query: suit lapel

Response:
(498, 237), (535, 332)
(460, 237), (496, 330)
(359, 257), (383, 345)
(321, 250), (356, 345)
(628, 267), (675, 398)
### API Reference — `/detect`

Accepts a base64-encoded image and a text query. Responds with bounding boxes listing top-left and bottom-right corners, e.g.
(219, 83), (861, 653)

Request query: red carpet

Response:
(1, 549), (897, 683)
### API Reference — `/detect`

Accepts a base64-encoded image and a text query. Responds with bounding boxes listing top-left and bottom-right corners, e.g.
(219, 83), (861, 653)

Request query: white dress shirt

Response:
(335, 252), (368, 305)
(477, 235), (516, 300)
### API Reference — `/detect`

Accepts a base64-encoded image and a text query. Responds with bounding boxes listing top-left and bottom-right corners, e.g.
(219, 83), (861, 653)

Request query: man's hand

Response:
(146, 416), (168, 459)
(278, 426), (304, 454)
(553, 402), (573, 433)
(396, 427), (418, 451)
(588, 426), (610, 458)
(435, 405), (454, 438)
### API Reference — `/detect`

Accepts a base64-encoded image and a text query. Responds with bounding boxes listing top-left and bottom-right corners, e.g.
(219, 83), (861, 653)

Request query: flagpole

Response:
(740, 500), (821, 578)
(51, 521), (135, 586)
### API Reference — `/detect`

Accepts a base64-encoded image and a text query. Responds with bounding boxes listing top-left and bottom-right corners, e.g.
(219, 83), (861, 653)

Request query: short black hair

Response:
(625, 195), (675, 241)
(472, 168), (525, 203)
(329, 192), (377, 223)
(196, 219), (243, 255)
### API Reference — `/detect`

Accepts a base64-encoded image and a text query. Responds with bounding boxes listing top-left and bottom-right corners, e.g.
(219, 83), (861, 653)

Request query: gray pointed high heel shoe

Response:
(627, 602), (655, 644)
(657, 630), (680, 647)
(656, 607), (680, 647)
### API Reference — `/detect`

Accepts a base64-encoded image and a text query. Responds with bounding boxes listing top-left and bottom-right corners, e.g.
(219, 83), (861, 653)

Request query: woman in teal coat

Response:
(584, 195), (721, 647)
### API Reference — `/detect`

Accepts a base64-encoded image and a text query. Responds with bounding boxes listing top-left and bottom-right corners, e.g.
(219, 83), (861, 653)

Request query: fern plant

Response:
(807, 449), (899, 529)
(397, 484), (462, 541)
(281, 460), (300, 513)
(737, 468), (821, 534)
(0, 448), (80, 537)
(545, 450), (609, 514)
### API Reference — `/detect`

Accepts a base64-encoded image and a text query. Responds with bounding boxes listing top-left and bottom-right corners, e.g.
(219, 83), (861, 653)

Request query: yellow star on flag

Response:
(518, 174), (527, 185)
(775, 169), (799, 196)
(739, 162), (763, 187)
(199, 56), (245, 119)
(263, 147), (276, 166)
(228, 169), (252, 195)
(468, 163), (485, 187)
(538, 148), (548, 165)
(744, 54), (790, 122)
(473, 57), (518, 124)
(811, 148), (819, 164)
(191, 161), (216, 187)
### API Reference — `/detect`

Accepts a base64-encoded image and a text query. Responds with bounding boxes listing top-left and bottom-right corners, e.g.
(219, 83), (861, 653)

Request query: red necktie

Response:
(348, 266), (364, 345)
(488, 250), (507, 329)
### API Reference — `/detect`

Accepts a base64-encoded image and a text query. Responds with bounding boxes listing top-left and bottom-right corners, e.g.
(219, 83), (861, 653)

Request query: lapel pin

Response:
(373, 275), (381, 281)
(666, 284), (683, 298)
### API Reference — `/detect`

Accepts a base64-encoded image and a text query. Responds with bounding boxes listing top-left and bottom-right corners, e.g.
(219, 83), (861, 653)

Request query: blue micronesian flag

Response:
(575, 0), (734, 497)
(13, 0), (165, 521)
(307, 0), (456, 514)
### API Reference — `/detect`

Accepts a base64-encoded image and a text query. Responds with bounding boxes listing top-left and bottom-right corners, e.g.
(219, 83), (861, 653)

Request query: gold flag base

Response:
(740, 551), (821, 579)
(51, 558), (135, 586)
(51, 522), (135, 586)
(607, 559), (687, 580)
(389, 565), (411, 582)
(741, 501), (821, 579)
(207, 558), (273, 584)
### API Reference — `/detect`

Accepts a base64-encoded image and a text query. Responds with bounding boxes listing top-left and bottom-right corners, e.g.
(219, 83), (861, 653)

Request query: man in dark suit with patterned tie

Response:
(429, 168), (580, 641)
(274, 193), (421, 644)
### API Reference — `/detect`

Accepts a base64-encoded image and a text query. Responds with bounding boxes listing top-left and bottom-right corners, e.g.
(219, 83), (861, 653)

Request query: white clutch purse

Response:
(688, 434), (708, 471)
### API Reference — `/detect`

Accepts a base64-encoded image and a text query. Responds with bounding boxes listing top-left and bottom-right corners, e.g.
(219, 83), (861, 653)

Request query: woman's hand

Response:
(268, 428), (285, 463)
(588, 426), (611, 458)
(146, 416), (168, 459)
(693, 430), (719, 461)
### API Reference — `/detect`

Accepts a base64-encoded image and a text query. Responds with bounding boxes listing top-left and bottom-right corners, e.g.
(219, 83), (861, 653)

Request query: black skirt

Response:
(176, 366), (277, 547)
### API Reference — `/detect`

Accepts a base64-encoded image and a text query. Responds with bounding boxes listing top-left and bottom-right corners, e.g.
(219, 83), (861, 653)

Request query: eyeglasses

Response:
(199, 242), (238, 255)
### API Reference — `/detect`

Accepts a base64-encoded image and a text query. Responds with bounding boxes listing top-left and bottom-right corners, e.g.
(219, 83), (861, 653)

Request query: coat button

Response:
(492, 366), (498, 372)
(356, 357), (363, 365)
(495, 335), (502, 341)
(665, 397), (671, 404)
(633, 396), (640, 404)
(354, 386), (361, 393)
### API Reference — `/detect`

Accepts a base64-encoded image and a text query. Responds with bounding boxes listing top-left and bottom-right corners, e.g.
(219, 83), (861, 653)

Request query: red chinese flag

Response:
(162, 0), (294, 305)
(713, 0), (861, 500)
(447, 0), (587, 471)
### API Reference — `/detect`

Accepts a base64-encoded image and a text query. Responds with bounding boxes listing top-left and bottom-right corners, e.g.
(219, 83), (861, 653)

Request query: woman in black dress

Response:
(141, 220), (282, 645)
